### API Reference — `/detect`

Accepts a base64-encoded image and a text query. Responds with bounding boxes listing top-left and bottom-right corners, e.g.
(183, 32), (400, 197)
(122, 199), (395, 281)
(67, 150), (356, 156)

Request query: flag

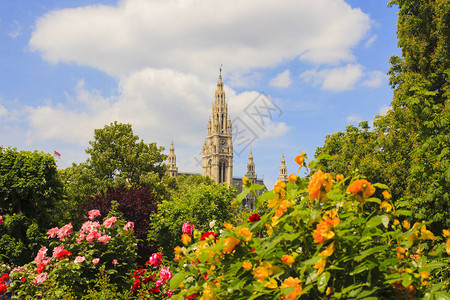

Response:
(54, 150), (61, 158)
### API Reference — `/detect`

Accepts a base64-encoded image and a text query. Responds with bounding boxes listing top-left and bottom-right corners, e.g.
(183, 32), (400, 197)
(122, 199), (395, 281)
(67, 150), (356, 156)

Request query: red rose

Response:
(57, 249), (72, 261)
(248, 213), (261, 223)
(200, 231), (218, 241)
(36, 263), (46, 274)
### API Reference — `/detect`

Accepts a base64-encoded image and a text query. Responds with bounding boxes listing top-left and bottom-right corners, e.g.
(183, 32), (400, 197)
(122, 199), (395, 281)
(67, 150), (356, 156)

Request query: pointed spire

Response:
(277, 154), (288, 183)
(166, 141), (178, 177)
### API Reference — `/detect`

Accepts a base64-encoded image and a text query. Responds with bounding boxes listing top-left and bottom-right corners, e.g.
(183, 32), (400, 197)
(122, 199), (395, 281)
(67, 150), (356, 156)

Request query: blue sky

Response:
(0, 0), (400, 188)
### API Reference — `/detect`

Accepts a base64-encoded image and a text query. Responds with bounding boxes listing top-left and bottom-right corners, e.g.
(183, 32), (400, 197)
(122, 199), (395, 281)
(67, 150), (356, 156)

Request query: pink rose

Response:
(88, 209), (101, 220)
(34, 247), (48, 263)
(160, 266), (172, 282)
(81, 221), (101, 234)
(155, 279), (163, 287)
(92, 258), (100, 265)
(98, 235), (111, 244)
(148, 253), (162, 267)
(47, 227), (59, 238)
(166, 290), (173, 297)
(74, 256), (85, 264)
(32, 272), (48, 284)
(123, 221), (134, 231)
(52, 246), (64, 259)
(57, 223), (73, 240)
(86, 230), (99, 244)
(182, 221), (194, 236)
(0, 216), (3, 225)
(103, 217), (117, 228)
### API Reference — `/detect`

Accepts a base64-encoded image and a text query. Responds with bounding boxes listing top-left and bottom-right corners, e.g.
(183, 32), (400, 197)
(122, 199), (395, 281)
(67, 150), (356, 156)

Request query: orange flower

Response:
(443, 229), (450, 238)
(446, 239), (450, 255)
(313, 220), (335, 244)
(274, 181), (286, 198)
(280, 277), (302, 299)
(403, 220), (410, 230)
(236, 227), (252, 242)
(224, 223), (234, 230)
(288, 174), (299, 183)
(281, 254), (295, 266)
(202, 287), (217, 300)
(380, 201), (392, 213)
(314, 256), (327, 276)
(265, 224), (274, 236)
(242, 177), (251, 187)
(294, 155), (304, 172)
(223, 237), (239, 254)
(321, 241), (335, 257)
(336, 174), (344, 181)
(181, 234), (191, 246)
(346, 179), (375, 203)
(308, 170), (332, 202)
(264, 278), (278, 289)
(382, 190), (391, 200)
(396, 246), (405, 259)
(253, 262), (273, 282)
(242, 261), (252, 271)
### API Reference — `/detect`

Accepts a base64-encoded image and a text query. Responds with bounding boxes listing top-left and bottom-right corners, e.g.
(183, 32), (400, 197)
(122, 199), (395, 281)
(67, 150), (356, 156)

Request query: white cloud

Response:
(227, 71), (262, 88)
(8, 20), (22, 39)
(269, 70), (292, 88)
(0, 104), (7, 120)
(29, 0), (371, 78)
(364, 34), (377, 48)
(300, 64), (364, 91)
(361, 70), (384, 88)
(347, 114), (362, 123)
(379, 105), (391, 116)
(24, 69), (289, 172)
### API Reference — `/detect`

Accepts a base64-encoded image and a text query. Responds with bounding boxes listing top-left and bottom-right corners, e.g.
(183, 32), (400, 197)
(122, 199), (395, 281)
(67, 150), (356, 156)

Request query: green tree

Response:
(0, 147), (63, 264)
(148, 174), (237, 259)
(60, 122), (169, 224)
(315, 0), (449, 231)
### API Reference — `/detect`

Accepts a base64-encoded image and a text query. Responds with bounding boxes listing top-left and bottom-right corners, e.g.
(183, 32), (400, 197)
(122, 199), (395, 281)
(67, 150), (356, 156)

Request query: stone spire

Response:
(277, 154), (288, 183)
(246, 151), (257, 184)
(167, 141), (178, 177)
(202, 68), (233, 184)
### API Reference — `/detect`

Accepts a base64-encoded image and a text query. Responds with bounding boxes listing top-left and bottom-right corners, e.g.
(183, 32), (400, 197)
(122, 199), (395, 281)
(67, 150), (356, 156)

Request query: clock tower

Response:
(202, 68), (233, 184)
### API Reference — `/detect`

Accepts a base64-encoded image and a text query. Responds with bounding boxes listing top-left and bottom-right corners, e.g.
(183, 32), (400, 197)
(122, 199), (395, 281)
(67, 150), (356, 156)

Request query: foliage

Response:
(82, 185), (158, 263)
(148, 174), (237, 259)
(315, 0), (449, 232)
(7, 202), (138, 298)
(170, 164), (450, 299)
(59, 122), (169, 225)
(0, 147), (63, 265)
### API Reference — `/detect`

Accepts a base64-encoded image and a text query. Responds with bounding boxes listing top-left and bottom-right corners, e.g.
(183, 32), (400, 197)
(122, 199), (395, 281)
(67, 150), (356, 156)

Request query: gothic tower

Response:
(246, 151), (257, 184)
(277, 154), (288, 183)
(202, 69), (233, 184)
(167, 141), (178, 177)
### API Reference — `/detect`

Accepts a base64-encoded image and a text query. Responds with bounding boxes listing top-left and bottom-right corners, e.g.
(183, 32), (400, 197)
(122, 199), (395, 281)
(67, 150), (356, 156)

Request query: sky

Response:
(0, 0), (400, 188)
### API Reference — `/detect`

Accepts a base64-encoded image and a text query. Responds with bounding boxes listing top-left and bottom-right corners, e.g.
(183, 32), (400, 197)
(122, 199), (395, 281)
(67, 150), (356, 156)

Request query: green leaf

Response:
(353, 245), (390, 262)
(365, 216), (382, 229)
(395, 210), (412, 216)
(373, 183), (389, 190)
(366, 197), (381, 204)
(170, 271), (188, 290)
(317, 272), (330, 293)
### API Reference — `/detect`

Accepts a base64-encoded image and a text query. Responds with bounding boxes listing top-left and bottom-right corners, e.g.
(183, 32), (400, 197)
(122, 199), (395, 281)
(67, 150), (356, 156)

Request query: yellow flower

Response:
(336, 174), (344, 181)
(181, 234), (191, 246)
(281, 254), (295, 266)
(242, 261), (252, 271)
(442, 229), (450, 238)
(308, 170), (332, 202)
(280, 277), (302, 299)
(380, 201), (392, 213)
(346, 179), (375, 203)
(321, 241), (335, 257)
(288, 174), (299, 183)
(265, 224), (274, 236)
(264, 278), (278, 289)
(274, 181), (287, 198)
(382, 190), (391, 200)
(446, 238), (450, 255)
(420, 224), (436, 240)
(201, 288), (217, 300)
(314, 257), (327, 276)
(313, 218), (337, 245)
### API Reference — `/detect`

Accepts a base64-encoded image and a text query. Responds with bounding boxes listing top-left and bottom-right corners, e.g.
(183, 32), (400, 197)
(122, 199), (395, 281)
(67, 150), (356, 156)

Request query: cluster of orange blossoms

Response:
(313, 210), (340, 245)
(268, 181), (294, 229)
(307, 170), (332, 203)
(346, 179), (375, 203)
